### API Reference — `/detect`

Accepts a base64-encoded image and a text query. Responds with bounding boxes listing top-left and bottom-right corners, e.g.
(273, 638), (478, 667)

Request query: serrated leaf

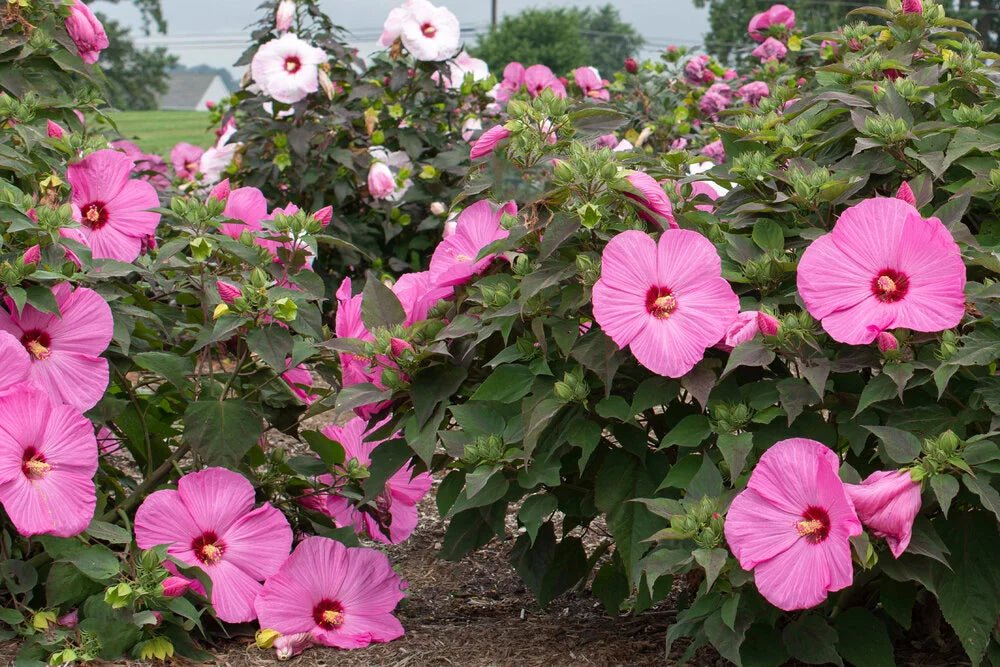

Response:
(930, 475), (959, 517)
(246, 325), (293, 371)
(863, 424), (921, 464)
(183, 400), (263, 466)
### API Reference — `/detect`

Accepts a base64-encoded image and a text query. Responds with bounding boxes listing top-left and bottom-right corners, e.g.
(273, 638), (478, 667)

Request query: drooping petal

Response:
(845, 470), (921, 558)
(205, 560), (264, 623)
(752, 533), (854, 611)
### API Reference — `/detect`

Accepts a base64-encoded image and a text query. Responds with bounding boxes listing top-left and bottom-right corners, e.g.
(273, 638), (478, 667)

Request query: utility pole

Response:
(491, 0), (497, 29)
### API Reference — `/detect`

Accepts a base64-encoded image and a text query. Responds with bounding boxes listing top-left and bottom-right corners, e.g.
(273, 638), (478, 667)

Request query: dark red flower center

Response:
(81, 201), (109, 230)
(312, 599), (345, 629)
(284, 56), (302, 73)
(421, 22), (437, 38)
(871, 268), (909, 303)
(191, 532), (225, 564)
(20, 329), (52, 361)
(21, 447), (50, 480)
(645, 286), (678, 320)
(796, 506), (831, 544)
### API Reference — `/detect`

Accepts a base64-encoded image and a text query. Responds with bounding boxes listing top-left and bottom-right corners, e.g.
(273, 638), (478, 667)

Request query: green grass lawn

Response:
(111, 111), (216, 156)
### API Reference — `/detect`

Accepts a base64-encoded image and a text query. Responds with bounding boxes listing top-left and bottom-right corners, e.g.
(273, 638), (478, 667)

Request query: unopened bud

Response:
(876, 330), (898, 352)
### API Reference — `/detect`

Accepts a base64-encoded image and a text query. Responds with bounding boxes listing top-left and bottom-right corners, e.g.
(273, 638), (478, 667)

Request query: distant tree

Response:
(97, 13), (178, 110)
(95, 0), (166, 34)
(472, 5), (644, 76)
(693, 0), (999, 64)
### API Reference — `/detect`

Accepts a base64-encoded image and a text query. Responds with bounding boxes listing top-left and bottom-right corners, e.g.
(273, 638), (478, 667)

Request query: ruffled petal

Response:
(219, 503), (292, 580)
(177, 467), (256, 535)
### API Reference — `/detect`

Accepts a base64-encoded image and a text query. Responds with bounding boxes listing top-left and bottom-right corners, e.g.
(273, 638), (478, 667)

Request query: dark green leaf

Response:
(361, 275), (406, 330)
(183, 400), (263, 466)
(132, 352), (194, 390)
(781, 614), (843, 666)
(863, 425), (922, 464)
(411, 365), (467, 428)
(246, 325), (293, 371)
(301, 430), (346, 466)
(363, 438), (412, 501)
(833, 608), (894, 667)
(471, 365), (535, 403)
(660, 415), (712, 449)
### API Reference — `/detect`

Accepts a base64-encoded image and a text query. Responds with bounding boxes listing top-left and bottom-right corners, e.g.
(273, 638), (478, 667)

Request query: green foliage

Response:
(96, 13), (178, 111)
(472, 5), (644, 76)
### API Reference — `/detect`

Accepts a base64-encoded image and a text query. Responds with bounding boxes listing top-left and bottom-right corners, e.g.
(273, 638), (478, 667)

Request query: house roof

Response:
(159, 72), (228, 110)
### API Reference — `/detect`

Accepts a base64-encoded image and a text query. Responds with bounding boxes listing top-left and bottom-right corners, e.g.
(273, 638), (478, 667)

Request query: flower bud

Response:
(275, 632), (314, 660)
(895, 181), (916, 206)
(389, 337), (412, 357)
(275, 0), (295, 32)
(901, 0), (922, 13)
(56, 610), (78, 628)
(208, 178), (231, 202)
(876, 330), (898, 352)
(213, 303), (230, 320)
(367, 161), (395, 200)
(312, 205), (333, 227)
(216, 280), (242, 304)
(46, 119), (65, 138)
(430, 201), (446, 216)
(256, 629), (281, 650)
(624, 57), (638, 74)
(757, 311), (780, 336)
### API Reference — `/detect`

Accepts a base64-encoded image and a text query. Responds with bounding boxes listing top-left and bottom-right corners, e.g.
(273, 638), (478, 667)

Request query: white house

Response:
(159, 72), (231, 111)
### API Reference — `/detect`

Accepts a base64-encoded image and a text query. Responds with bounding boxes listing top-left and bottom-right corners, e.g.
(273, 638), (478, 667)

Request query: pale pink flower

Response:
(739, 81), (770, 107)
(275, 0), (295, 32)
(496, 61), (526, 102)
(399, 0), (460, 61)
(0, 284), (111, 411)
(57, 610), (79, 628)
(702, 140), (726, 164)
(368, 161), (396, 200)
(313, 416), (432, 544)
(430, 201), (447, 216)
(470, 124), (511, 159)
(684, 55), (713, 85)
(393, 271), (454, 324)
(274, 632), (314, 659)
(845, 470), (921, 558)
(624, 171), (677, 230)
(68, 149), (161, 262)
(255, 536), (405, 649)
(47, 120), (65, 138)
(797, 198), (966, 345)
(170, 142), (205, 181)
(752, 37), (788, 62)
(0, 383), (98, 537)
(524, 64), (566, 98)
(461, 117), (483, 143)
(748, 4), (796, 42)
(573, 66), (609, 101)
(592, 230), (739, 378)
(134, 467), (292, 623)
(429, 200), (517, 287)
(595, 134), (618, 149)
(895, 181), (916, 206)
(688, 181), (722, 212)
(725, 438), (861, 611)
(65, 0), (109, 64)
(436, 51), (490, 88)
(251, 33), (328, 104)
(200, 124), (239, 184)
(699, 90), (730, 119)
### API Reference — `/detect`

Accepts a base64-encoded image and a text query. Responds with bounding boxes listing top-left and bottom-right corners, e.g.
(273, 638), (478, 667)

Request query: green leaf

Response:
(572, 330), (624, 392)
(0, 608), (22, 626)
(963, 475), (1000, 523)
(687, 455), (723, 500)
(595, 450), (663, 583)
(85, 520), (133, 544)
(0, 560), (36, 595)
(470, 365), (535, 403)
(46, 562), (102, 607)
(411, 365), (467, 428)
(301, 430), (346, 466)
(592, 562), (629, 614)
(510, 525), (588, 606)
(183, 400), (263, 466)
(362, 438), (412, 501)
(863, 424), (921, 464)
(717, 432), (753, 478)
(246, 325), (293, 371)
(781, 614), (843, 666)
(692, 548), (728, 592)
(439, 504), (505, 561)
(854, 374), (898, 416)
(722, 341), (775, 377)
(25, 284), (61, 316)
(751, 219), (783, 252)
(935, 513), (1000, 666)
(660, 414), (712, 449)
(361, 275), (406, 330)
(930, 475), (959, 517)
(518, 494), (557, 544)
(64, 544), (120, 581)
(132, 352), (194, 390)
(833, 608), (894, 667)
(79, 618), (141, 660)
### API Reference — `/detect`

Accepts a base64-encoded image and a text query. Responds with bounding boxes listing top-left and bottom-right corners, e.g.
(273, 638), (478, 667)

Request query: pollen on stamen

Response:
(421, 22), (437, 38)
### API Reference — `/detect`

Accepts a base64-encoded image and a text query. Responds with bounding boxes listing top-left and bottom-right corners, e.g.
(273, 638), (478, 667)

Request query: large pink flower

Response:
(0, 383), (97, 537)
(255, 536), (406, 649)
(313, 416), (432, 544)
(398, 0), (461, 61)
(134, 467), (292, 623)
(724, 438), (862, 611)
(739, 81), (770, 107)
(0, 331), (30, 390)
(496, 61), (526, 102)
(393, 271), (454, 325)
(797, 198), (966, 345)
(573, 67), (609, 101)
(752, 37), (788, 62)
(67, 149), (161, 262)
(217, 186), (268, 239)
(624, 172), (678, 229)
(170, 142), (205, 181)
(436, 51), (490, 88)
(65, 0), (109, 64)
(282, 360), (319, 404)
(470, 125), (511, 160)
(111, 140), (170, 191)
(251, 33), (327, 104)
(524, 65), (566, 98)
(0, 284), (111, 411)
(845, 470), (921, 558)
(429, 200), (517, 287)
(334, 278), (390, 418)
(748, 4), (796, 42)
(592, 230), (739, 378)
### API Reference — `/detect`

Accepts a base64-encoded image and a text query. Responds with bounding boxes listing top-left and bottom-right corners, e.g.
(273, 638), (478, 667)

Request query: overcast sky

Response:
(94, 0), (710, 76)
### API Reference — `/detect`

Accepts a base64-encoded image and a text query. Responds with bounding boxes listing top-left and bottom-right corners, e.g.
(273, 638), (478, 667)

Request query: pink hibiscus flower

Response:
(392, 271), (454, 325)
(216, 186), (268, 239)
(724, 438), (862, 611)
(134, 467), (293, 623)
(282, 360), (319, 404)
(748, 4), (796, 42)
(524, 64), (567, 98)
(573, 67), (609, 101)
(398, 0), (461, 62)
(717, 310), (780, 351)
(0, 331), (30, 390)
(592, 229), (739, 378)
(845, 470), (921, 558)
(368, 161), (396, 200)
(797, 198), (966, 345)
(170, 142), (205, 181)
(65, 0), (109, 64)
(310, 416), (431, 544)
(251, 33), (327, 104)
(67, 149), (161, 262)
(739, 81), (770, 107)
(470, 124), (512, 160)
(0, 284), (112, 411)
(496, 61), (526, 102)
(334, 278), (393, 418)
(0, 383), (98, 537)
(624, 172), (678, 229)
(752, 37), (788, 62)
(256, 536), (405, 649)
(428, 200), (517, 287)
